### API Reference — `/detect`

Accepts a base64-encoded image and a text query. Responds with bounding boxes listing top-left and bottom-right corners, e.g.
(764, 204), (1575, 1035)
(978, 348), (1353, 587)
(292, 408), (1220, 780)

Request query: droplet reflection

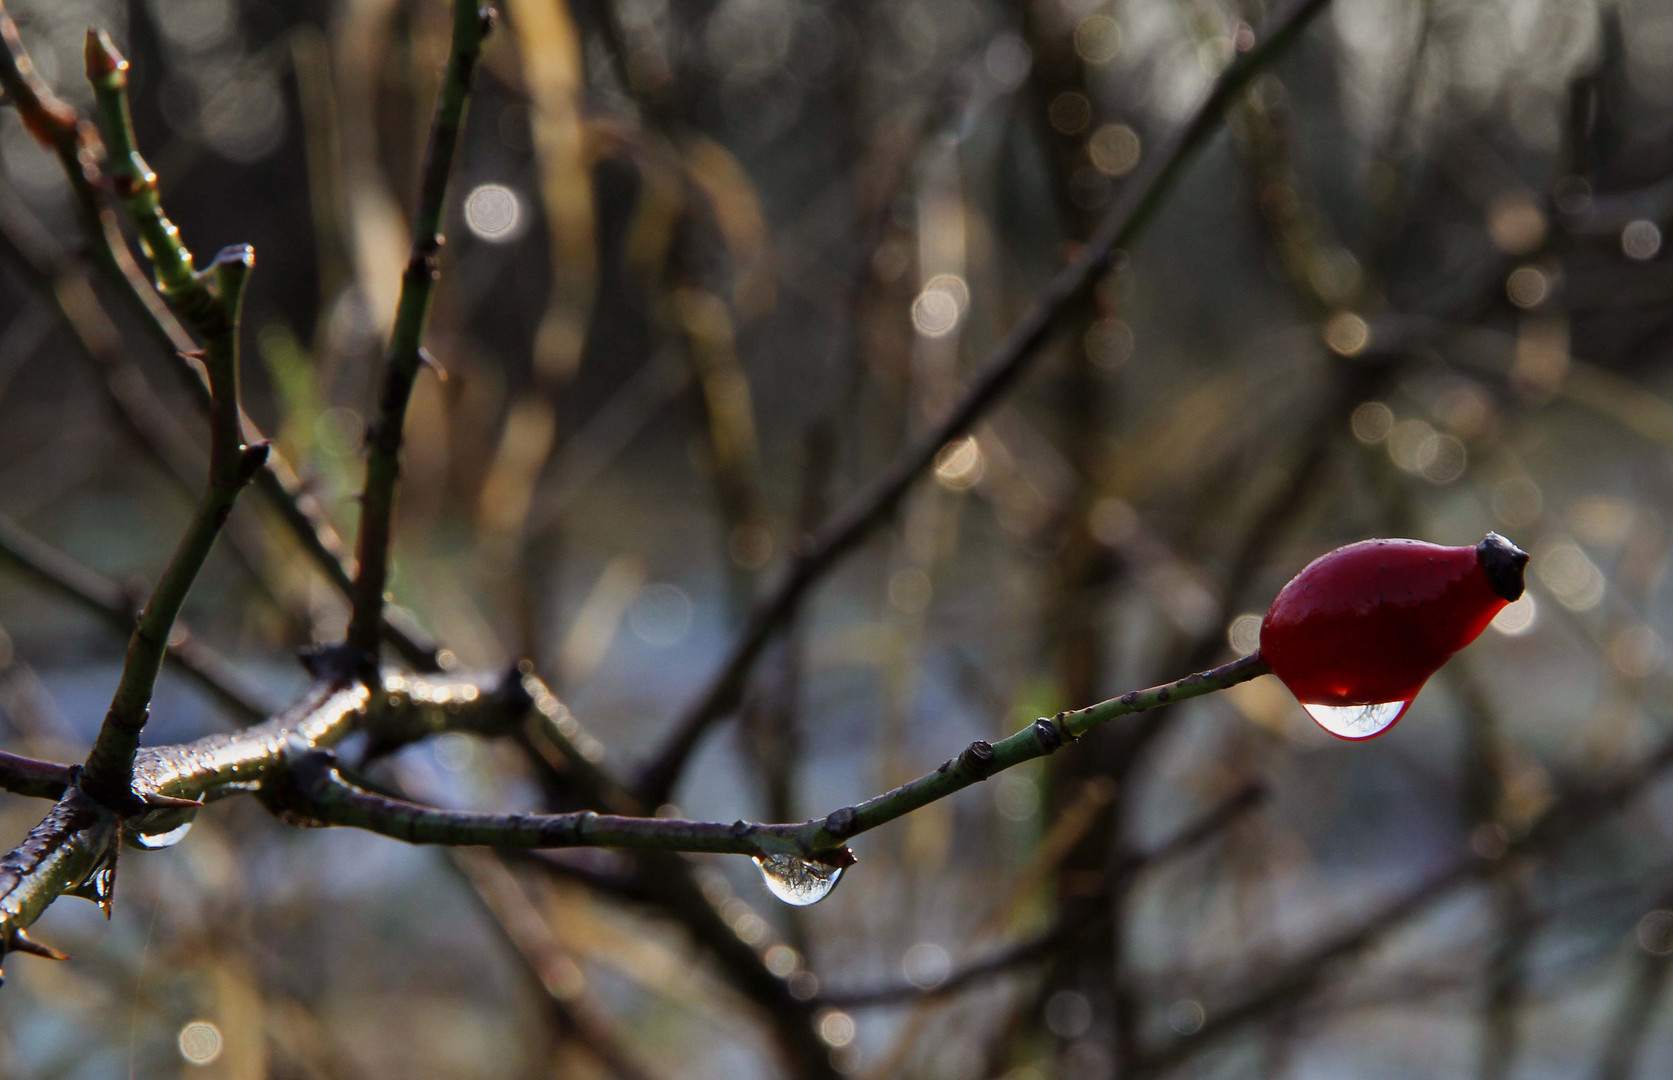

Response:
(1302, 700), (1409, 740)
(754, 854), (845, 906)
(131, 819), (195, 850)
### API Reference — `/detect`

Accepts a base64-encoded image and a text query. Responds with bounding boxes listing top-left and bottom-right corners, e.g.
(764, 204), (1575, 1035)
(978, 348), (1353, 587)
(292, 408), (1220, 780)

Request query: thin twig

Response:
(76, 32), (269, 804)
(0, 184), (287, 615)
(284, 655), (1271, 859)
(0, 3), (439, 672)
(634, 0), (1336, 804)
(347, 0), (493, 661)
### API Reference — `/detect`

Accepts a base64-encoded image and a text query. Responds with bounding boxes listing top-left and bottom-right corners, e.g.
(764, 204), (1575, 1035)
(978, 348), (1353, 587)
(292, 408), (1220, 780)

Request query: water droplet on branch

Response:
(130, 818), (195, 850)
(754, 854), (845, 906)
(1303, 700), (1409, 740)
(126, 805), (199, 850)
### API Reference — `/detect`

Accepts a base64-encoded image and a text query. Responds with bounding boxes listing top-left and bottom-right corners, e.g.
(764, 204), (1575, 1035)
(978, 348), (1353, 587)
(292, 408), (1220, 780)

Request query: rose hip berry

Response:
(1259, 533), (1529, 740)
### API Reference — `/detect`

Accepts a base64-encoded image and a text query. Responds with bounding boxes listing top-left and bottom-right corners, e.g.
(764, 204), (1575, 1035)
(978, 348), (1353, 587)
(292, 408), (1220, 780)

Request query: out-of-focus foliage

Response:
(3, 0), (1673, 1077)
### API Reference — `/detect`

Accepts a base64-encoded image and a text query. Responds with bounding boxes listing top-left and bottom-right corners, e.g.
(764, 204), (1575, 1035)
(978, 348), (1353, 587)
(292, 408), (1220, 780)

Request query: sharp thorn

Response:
(10, 929), (69, 962)
(138, 790), (204, 810)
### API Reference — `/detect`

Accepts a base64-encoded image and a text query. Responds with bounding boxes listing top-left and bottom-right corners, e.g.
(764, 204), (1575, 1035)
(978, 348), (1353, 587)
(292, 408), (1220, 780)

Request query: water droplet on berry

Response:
(1302, 700), (1409, 740)
(754, 854), (845, 906)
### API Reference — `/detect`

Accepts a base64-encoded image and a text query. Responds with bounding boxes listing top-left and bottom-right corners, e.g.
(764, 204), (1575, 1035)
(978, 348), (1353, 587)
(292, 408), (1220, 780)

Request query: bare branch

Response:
(0, 1), (439, 672)
(74, 32), (268, 805)
(634, 0), (1337, 804)
(347, 0), (494, 662)
(0, 752), (75, 801)
(1136, 736), (1673, 1076)
(279, 655), (1271, 859)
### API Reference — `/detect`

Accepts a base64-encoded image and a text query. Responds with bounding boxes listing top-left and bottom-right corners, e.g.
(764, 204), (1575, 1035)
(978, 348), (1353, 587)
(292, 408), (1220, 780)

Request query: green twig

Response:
(0, 5), (439, 673)
(77, 32), (269, 805)
(285, 654), (1271, 860)
(347, 0), (493, 662)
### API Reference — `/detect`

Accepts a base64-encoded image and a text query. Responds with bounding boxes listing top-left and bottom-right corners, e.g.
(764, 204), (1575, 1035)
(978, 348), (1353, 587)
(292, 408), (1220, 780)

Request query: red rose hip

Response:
(1259, 533), (1529, 740)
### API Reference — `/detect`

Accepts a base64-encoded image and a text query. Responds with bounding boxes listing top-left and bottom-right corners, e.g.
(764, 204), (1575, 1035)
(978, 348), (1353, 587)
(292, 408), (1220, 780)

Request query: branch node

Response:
(823, 806), (857, 840)
(297, 642), (374, 684)
(1031, 717), (1064, 754)
(958, 740), (997, 779)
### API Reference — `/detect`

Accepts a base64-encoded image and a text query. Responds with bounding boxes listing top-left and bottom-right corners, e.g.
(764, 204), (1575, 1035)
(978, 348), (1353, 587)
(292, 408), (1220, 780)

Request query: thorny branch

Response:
(274, 655), (1267, 861)
(0, 655), (1268, 976)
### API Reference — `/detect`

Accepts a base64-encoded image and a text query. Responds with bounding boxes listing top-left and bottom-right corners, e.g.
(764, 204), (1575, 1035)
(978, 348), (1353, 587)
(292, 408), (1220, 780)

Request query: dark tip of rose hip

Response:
(1477, 532), (1530, 601)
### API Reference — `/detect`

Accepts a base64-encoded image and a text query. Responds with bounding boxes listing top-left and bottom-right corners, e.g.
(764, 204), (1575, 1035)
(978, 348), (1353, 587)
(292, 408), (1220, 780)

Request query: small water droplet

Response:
(754, 854), (845, 906)
(1303, 700), (1409, 740)
(70, 859), (117, 915)
(125, 807), (199, 850)
(130, 819), (194, 850)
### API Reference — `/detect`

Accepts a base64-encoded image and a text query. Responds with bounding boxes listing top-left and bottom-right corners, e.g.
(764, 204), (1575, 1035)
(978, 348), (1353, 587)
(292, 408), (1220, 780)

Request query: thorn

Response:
(212, 243), (256, 272)
(417, 347), (449, 382)
(9, 929), (69, 962)
(177, 348), (207, 362)
(137, 790), (203, 810)
(237, 441), (271, 481)
(492, 663), (534, 715)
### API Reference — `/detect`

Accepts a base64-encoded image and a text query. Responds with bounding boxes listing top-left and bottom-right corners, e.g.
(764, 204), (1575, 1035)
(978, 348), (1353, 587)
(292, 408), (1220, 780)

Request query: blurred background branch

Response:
(0, 0), (1672, 1076)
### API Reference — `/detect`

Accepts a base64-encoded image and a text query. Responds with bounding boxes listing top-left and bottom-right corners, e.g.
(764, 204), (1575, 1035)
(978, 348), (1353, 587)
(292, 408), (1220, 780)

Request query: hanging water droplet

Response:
(754, 854), (845, 906)
(130, 819), (194, 850)
(70, 860), (117, 916)
(125, 807), (199, 850)
(1303, 700), (1410, 740)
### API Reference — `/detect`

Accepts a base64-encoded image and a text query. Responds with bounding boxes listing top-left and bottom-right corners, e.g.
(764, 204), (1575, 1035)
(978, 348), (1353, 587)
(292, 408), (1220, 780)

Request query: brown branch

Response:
(0, 751), (75, 801)
(346, 0), (493, 662)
